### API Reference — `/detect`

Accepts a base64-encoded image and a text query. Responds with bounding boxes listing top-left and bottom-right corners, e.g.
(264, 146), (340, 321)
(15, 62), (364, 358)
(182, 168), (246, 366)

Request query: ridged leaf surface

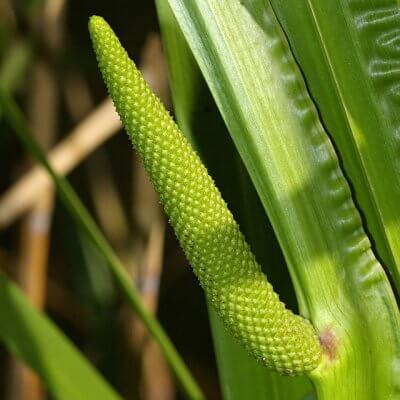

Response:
(167, 0), (400, 398)
(269, 0), (400, 294)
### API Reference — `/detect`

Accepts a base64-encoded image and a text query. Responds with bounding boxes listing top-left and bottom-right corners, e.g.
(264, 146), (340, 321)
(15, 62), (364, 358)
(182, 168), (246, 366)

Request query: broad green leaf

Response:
(0, 271), (120, 400)
(155, 1), (314, 398)
(168, 1), (400, 399)
(0, 93), (204, 400)
(269, 0), (400, 294)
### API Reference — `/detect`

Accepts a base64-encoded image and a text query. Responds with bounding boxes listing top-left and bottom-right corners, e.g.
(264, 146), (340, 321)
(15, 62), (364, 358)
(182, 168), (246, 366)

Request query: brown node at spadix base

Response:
(319, 328), (338, 361)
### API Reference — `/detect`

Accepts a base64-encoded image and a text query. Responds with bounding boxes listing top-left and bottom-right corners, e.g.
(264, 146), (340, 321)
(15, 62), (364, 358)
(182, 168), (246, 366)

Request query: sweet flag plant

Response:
(88, 15), (322, 375)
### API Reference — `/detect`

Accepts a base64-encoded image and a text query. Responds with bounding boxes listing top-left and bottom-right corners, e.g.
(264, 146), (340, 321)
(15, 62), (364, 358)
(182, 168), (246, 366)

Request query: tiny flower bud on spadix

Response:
(89, 15), (321, 375)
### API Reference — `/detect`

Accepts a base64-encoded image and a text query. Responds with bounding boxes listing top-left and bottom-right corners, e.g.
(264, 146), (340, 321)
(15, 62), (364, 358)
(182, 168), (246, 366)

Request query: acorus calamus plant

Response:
(88, 1), (400, 398)
(89, 15), (321, 375)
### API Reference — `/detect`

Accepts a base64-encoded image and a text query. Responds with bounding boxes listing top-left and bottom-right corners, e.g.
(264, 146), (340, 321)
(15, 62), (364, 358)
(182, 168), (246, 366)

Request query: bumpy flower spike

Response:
(89, 16), (321, 375)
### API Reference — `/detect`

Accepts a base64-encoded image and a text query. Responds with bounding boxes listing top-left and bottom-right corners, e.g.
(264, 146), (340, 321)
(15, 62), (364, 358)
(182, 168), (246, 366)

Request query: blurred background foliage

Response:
(0, 1), (221, 398)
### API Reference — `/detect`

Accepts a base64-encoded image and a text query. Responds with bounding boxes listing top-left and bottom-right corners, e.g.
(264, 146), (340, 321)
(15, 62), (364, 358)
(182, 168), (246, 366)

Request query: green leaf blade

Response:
(156, 1), (315, 397)
(167, 1), (400, 398)
(0, 271), (121, 400)
(270, 0), (400, 292)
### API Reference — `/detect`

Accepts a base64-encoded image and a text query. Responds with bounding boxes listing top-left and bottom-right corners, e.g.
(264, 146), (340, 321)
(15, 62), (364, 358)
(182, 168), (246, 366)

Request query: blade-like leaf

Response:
(0, 93), (204, 400)
(0, 271), (120, 400)
(155, 1), (314, 398)
(269, 0), (400, 294)
(168, 0), (400, 398)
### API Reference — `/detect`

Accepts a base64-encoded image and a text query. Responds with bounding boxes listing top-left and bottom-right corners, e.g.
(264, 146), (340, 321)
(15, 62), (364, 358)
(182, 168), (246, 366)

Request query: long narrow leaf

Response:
(268, 0), (400, 293)
(168, 1), (400, 398)
(0, 271), (120, 400)
(155, 1), (314, 398)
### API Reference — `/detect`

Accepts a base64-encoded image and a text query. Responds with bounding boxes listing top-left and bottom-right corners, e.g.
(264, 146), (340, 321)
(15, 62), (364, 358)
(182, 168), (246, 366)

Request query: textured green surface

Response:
(208, 307), (315, 400)
(89, 15), (321, 375)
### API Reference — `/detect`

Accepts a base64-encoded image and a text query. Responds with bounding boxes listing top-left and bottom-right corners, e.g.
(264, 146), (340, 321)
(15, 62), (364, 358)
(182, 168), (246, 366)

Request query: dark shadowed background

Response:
(0, 1), (221, 398)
